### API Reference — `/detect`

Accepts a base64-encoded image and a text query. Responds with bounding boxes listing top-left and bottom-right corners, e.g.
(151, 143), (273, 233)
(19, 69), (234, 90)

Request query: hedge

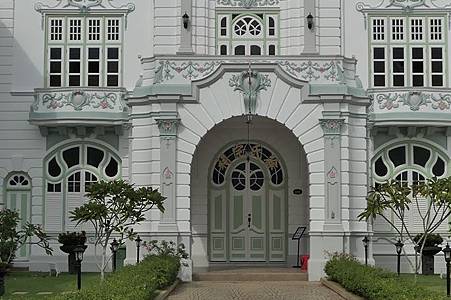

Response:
(52, 255), (180, 300)
(324, 253), (446, 300)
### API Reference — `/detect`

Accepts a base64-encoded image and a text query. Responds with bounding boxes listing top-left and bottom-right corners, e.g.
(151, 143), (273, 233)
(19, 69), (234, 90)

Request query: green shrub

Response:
(324, 252), (446, 300)
(413, 233), (443, 247)
(52, 255), (180, 300)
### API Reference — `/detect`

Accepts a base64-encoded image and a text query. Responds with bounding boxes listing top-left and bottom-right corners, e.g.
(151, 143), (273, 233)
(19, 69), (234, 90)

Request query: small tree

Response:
(0, 208), (53, 296)
(70, 180), (165, 280)
(359, 176), (451, 274)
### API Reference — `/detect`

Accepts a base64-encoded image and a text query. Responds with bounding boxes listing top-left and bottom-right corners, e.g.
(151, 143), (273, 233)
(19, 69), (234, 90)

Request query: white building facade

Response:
(1, 0), (451, 280)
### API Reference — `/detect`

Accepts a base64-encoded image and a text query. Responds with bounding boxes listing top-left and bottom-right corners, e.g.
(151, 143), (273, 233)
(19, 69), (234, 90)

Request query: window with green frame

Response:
(369, 15), (447, 88)
(46, 15), (122, 88)
(372, 142), (448, 232)
(217, 13), (279, 56)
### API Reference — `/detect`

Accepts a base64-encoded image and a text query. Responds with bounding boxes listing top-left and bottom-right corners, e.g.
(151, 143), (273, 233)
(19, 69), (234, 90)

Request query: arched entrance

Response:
(190, 116), (310, 267)
(209, 142), (287, 262)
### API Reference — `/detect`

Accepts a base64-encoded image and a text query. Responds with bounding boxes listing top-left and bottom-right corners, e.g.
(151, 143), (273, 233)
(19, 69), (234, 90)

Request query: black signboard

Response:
(292, 226), (307, 268)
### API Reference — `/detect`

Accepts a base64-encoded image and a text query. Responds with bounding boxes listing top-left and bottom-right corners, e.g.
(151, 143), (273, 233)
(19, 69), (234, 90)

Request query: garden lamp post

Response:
(362, 236), (369, 266)
(136, 235), (142, 264)
(110, 238), (119, 272)
(395, 239), (404, 276)
(443, 243), (451, 297)
(73, 245), (86, 290)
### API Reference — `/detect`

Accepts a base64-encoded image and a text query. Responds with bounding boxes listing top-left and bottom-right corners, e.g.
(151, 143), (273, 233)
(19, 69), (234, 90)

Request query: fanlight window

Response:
(7, 174), (30, 189)
(217, 13), (279, 56)
(212, 143), (283, 186)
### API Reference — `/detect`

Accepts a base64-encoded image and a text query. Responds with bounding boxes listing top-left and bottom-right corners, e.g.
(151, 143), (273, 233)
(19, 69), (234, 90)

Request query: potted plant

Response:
(58, 231), (87, 274)
(414, 233), (443, 275)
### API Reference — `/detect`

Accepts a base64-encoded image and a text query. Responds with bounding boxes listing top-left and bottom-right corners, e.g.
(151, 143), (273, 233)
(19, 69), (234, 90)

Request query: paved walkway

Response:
(168, 281), (344, 300)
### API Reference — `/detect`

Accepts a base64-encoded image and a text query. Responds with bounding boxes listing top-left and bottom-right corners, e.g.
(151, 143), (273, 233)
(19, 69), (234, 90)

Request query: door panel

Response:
(7, 191), (30, 258)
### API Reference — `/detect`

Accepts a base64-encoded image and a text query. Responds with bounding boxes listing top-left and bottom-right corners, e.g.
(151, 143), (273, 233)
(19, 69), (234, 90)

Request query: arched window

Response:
(44, 142), (121, 232)
(372, 142), (448, 232)
(217, 13), (279, 56)
(5, 172), (32, 258)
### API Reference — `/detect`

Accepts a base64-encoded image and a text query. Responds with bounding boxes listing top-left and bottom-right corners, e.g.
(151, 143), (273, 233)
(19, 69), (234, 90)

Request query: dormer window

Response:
(217, 13), (279, 56)
(46, 16), (122, 88)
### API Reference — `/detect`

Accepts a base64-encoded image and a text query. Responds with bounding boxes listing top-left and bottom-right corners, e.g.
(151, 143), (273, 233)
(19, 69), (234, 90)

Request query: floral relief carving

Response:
(277, 60), (344, 82)
(37, 90), (121, 111)
(156, 119), (180, 137)
(373, 91), (451, 111)
(154, 60), (223, 84)
(229, 70), (271, 114)
(320, 119), (345, 135)
(35, 0), (135, 13)
(217, 0), (279, 8)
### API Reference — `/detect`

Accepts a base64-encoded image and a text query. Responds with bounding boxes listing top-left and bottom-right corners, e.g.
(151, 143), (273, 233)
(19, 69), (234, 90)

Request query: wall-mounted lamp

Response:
(307, 13), (314, 30)
(183, 12), (190, 29)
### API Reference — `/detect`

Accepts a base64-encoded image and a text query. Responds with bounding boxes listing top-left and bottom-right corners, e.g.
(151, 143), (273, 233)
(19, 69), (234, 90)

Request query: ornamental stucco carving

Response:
(217, 0), (279, 8)
(35, 0), (135, 13)
(32, 90), (125, 112)
(373, 91), (451, 111)
(153, 59), (344, 84)
(229, 70), (271, 114)
(320, 119), (345, 135)
(156, 119), (180, 138)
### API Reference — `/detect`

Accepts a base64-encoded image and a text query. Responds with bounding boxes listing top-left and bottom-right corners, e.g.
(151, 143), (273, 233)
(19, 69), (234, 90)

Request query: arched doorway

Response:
(209, 142), (287, 262)
(190, 116), (309, 267)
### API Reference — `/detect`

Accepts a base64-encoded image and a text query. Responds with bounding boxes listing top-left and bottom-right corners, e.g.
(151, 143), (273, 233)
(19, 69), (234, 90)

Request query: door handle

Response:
(248, 214), (251, 228)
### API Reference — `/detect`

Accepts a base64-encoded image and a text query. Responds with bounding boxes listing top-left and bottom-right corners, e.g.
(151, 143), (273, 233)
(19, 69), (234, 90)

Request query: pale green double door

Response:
(210, 160), (286, 262)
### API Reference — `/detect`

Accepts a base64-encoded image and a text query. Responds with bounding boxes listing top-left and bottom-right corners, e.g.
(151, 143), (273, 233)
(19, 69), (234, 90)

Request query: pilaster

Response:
(156, 116), (180, 232)
(177, 0), (194, 55)
(320, 118), (345, 231)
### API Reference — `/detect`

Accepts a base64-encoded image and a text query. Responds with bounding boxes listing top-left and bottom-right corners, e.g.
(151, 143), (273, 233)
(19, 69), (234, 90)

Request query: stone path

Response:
(168, 281), (344, 300)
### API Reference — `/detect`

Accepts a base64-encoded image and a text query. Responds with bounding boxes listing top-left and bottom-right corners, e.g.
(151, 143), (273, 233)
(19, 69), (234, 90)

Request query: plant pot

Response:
(60, 245), (86, 274)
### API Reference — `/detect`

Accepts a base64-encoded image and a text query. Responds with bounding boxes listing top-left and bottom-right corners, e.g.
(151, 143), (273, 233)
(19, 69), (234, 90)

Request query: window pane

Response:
(105, 158), (119, 177)
(220, 45), (227, 55)
(432, 62), (443, 73)
(87, 147), (104, 167)
(412, 62), (423, 73)
(393, 75), (404, 86)
(69, 75), (80, 86)
(88, 48), (100, 59)
(433, 157), (445, 177)
(412, 48), (423, 59)
(432, 75), (443, 87)
(107, 75), (118, 86)
(50, 62), (61, 73)
(250, 45), (261, 56)
(413, 146), (430, 167)
(48, 157), (61, 177)
(393, 61), (404, 73)
(269, 45), (276, 56)
(50, 48), (62, 59)
(234, 45), (245, 55)
(388, 146), (406, 167)
(63, 147), (80, 168)
(392, 48), (404, 59)
(107, 62), (118, 73)
(69, 62), (80, 73)
(373, 48), (385, 59)
(88, 75), (99, 87)
(412, 75), (423, 86)
(49, 75), (61, 87)
(373, 61), (385, 73)
(108, 48), (119, 59)
(374, 157), (388, 177)
(432, 48), (442, 59)
(89, 61), (100, 73)
(69, 48), (80, 59)
(374, 75), (385, 86)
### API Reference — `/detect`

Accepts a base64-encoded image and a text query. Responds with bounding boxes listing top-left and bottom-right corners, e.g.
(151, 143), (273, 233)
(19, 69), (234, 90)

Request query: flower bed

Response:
(52, 255), (180, 300)
(324, 253), (446, 300)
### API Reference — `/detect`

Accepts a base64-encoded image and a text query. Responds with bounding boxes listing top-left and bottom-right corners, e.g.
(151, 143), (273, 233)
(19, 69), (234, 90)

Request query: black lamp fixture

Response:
(307, 13), (314, 30)
(73, 245), (86, 290)
(244, 61), (254, 162)
(443, 243), (451, 297)
(182, 12), (190, 29)
(135, 235), (142, 264)
(110, 238), (119, 272)
(362, 236), (369, 266)
(394, 239), (404, 276)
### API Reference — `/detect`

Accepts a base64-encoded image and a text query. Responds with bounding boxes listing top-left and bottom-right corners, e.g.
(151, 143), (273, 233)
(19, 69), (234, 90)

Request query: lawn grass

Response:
(399, 274), (447, 295)
(1, 272), (101, 299)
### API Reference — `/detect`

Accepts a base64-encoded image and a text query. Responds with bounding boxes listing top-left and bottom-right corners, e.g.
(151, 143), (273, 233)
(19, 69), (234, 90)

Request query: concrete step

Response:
(193, 267), (308, 282)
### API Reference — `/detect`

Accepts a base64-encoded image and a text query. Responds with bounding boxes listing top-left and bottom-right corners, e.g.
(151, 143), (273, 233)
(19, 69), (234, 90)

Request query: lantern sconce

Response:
(307, 13), (314, 30)
(182, 12), (190, 29)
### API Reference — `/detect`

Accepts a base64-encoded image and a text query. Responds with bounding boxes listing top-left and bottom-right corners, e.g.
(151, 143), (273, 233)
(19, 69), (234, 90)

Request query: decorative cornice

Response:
(156, 119), (180, 138)
(228, 70), (271, 114)
(35, 0), (135, 14)
(320, 119), (345, 135)
(216, 0), (279, 8)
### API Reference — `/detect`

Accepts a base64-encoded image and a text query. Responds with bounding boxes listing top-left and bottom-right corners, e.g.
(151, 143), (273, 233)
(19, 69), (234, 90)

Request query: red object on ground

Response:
(300, 255), (309, 271)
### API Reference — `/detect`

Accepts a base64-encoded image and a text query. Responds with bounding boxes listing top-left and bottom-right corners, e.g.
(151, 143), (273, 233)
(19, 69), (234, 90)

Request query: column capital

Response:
(319, 118), (344, 135)
(156, 118), (180, 138)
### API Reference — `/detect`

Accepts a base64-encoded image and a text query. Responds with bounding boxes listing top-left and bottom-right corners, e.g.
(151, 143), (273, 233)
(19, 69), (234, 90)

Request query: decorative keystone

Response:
(156, 119), (180, 138)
